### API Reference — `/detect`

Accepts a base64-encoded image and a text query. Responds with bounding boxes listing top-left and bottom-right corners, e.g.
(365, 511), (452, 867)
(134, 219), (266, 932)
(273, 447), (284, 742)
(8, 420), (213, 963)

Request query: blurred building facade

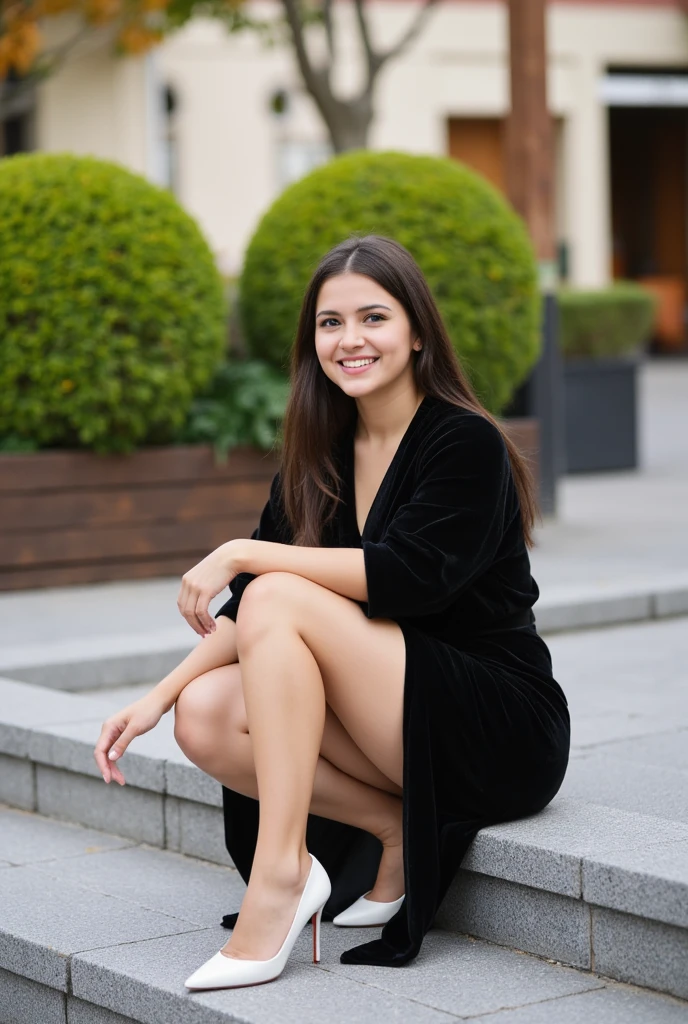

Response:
(7, 0), (688, 327)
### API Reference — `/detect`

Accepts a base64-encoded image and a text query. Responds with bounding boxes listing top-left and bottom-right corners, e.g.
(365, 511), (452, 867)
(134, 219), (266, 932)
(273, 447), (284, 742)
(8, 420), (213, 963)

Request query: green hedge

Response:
(558, 282), (657, 359)
(239, 150), (541, 414)
(0, 153), (227, 453)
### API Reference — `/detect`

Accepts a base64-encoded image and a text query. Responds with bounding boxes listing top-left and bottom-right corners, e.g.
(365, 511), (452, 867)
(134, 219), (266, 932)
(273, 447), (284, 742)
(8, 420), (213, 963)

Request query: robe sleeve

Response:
(215, 470), (291, 622)
(361, 413), (511, 619)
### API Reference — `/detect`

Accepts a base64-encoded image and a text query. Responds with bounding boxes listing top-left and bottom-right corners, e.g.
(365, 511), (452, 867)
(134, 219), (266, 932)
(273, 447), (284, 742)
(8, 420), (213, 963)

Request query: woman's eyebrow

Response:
(316, 304), (392, 317)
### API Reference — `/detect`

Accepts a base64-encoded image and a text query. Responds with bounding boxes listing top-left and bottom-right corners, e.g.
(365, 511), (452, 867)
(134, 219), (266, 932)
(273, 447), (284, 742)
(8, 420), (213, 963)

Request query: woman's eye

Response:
(318, 314), (384, 327)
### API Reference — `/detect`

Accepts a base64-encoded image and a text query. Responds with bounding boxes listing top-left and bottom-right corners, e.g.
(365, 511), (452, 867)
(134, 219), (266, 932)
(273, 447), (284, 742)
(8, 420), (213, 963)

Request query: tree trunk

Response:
(504, 0), (556, 286)
(324, 93), (374, 152)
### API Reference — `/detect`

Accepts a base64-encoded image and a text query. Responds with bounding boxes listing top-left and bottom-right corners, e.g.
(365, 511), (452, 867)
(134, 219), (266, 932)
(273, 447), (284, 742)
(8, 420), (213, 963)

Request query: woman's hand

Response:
(94, 693), (168, 786)
(177, 539), (248, 637)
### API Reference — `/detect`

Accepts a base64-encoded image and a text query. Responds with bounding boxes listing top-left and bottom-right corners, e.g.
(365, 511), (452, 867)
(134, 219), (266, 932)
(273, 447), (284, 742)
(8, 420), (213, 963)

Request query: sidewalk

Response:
(532, 356), (688, 593)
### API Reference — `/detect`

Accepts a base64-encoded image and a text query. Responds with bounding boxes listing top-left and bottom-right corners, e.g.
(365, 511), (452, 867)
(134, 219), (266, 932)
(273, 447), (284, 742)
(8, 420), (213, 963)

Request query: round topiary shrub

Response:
(0, 153), (227, 453)
(240, 150), (540, 413)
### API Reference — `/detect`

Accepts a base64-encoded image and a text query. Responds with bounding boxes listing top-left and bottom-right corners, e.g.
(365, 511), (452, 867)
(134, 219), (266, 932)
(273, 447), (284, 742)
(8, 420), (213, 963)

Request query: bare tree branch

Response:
(352, 0), (438, 92)
(280, 0), (331, 105)
(352, 0), (382, 88)
(322, 0), (335, 65)
(380, 0), (440, 65)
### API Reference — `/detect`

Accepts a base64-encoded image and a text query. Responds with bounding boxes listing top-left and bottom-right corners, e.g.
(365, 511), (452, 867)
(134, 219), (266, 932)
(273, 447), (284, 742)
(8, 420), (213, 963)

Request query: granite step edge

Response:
(1, 695), (687, 935)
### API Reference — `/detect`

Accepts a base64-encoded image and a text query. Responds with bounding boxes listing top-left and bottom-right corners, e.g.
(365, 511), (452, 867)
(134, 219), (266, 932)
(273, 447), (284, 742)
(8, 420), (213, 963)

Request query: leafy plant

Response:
(558, 282), (657, 359)
(175, 358), (290, 461)
(240, 150), (541, 415)
(0, 433), (39, 452)
(0, 153), (227, 454)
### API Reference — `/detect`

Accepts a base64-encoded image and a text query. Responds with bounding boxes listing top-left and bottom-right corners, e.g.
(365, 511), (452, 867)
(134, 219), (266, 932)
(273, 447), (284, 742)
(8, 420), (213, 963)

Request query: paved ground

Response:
(532, 356), (688, 593)
(2, 805), (687, 1024)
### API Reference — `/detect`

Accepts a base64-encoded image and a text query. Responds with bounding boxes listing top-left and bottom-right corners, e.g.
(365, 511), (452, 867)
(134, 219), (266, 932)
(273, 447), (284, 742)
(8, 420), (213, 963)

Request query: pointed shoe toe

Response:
(184, 853), (331, 990)
(332, 891), (405, 927)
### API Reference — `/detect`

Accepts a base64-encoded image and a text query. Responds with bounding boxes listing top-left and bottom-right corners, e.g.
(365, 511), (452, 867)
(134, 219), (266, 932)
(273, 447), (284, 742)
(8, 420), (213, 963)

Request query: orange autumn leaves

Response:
(0, 3), (42, 76)
(0, 0), (171, 77)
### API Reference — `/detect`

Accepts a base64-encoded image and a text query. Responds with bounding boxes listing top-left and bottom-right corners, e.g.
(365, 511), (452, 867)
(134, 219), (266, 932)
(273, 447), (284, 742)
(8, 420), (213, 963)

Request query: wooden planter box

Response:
(0, 420), (538, 592)
(0, 445), (280, 592)
(563, 355), (639, 473)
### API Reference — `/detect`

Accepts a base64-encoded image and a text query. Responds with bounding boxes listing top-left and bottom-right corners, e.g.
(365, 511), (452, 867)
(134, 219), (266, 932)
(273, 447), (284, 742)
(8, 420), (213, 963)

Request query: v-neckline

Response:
(348, 394), (431, 541)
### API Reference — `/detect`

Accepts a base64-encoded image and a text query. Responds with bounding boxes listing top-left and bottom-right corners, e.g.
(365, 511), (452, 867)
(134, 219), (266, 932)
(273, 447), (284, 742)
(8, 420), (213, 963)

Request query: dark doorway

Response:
(4, 112), (31, 155)
(1, 74), (36, 158)
(609, 105), (688, 352)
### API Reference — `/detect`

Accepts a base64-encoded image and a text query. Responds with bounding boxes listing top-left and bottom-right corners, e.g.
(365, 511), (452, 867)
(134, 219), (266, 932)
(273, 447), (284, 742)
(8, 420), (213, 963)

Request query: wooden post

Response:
(504, 0), (556, 291)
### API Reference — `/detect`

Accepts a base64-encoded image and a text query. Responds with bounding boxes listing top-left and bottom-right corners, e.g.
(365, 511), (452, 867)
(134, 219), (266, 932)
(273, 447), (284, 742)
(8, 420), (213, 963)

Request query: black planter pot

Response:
(502, 293), (565, 516)
(563, 355), (641, 473)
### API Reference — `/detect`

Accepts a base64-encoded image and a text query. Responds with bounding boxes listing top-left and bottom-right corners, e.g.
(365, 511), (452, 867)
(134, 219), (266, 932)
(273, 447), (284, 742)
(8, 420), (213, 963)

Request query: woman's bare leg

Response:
(223, 628), (392, 960)
(176, 572), (407, 963)
(175, 664), (403, 902)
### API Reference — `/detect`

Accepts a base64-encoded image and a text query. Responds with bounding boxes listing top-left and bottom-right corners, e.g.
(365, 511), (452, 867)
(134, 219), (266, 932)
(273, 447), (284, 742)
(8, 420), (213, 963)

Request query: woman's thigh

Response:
(235, 571), (406, 790)
(174, 661), (404, 797)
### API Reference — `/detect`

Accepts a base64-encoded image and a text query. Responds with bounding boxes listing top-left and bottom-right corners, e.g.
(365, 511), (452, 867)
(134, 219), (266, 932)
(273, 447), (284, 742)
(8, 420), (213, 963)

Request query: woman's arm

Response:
(232, 540), (368, 604)
(150, 614), (239, 712)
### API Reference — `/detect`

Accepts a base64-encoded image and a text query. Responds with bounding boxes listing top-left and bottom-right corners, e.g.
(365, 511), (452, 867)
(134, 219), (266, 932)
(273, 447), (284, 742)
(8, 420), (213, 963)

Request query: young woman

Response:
(94, 234), (570, 992)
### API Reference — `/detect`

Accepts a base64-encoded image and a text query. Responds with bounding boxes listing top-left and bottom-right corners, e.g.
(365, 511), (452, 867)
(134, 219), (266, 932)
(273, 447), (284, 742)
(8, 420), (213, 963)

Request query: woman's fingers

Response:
(94, 720), (121, 774)
(178, 578), (203, 636)
(178, 577), (213, 636)
(105, 758), (126, 786)
(177, 550), (231, 636)
(94, 715), (132, 785)
(95, 697), (166, 786)
(195, 591), (216, 635)
(95, 725), (118, 783)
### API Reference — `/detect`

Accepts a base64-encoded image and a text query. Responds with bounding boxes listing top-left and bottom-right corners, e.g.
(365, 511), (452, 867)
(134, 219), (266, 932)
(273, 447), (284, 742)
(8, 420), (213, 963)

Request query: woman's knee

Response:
(235, 572), (304, 648)
(173, 664), (245, 759)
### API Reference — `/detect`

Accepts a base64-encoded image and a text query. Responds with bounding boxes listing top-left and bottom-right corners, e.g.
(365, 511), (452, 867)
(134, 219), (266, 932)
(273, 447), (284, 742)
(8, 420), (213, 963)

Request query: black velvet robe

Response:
(214, 394), (570, 968)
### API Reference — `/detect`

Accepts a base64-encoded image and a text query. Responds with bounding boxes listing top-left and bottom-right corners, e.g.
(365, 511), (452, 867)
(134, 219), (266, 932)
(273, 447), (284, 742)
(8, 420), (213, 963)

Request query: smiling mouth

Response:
(337, 357), (380, 367)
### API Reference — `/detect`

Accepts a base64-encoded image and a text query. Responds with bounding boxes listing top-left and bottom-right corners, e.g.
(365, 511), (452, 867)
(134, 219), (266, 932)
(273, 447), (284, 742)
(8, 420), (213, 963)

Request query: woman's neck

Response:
(354, 385), (426, 446)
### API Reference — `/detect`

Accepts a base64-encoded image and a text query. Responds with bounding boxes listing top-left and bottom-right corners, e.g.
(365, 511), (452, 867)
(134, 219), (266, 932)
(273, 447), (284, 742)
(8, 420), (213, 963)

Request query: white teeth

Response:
(341, 358), (377, 367)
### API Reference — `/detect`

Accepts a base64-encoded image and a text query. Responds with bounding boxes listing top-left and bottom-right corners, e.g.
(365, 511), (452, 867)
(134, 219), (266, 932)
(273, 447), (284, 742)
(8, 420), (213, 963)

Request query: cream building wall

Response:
(35, 2), (688, 286)
(35, 19), (150, 178)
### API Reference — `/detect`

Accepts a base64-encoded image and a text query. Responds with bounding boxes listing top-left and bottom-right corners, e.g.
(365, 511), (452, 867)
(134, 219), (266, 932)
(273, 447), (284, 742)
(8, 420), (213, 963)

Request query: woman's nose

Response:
(339, 325), (365, 349)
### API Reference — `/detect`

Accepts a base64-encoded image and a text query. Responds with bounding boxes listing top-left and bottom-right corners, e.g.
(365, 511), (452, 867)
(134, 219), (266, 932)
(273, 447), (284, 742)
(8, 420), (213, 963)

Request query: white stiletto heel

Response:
(184, 853), (331, 990)
(332, 890), (405, 927)
(312, 903), (324, 963)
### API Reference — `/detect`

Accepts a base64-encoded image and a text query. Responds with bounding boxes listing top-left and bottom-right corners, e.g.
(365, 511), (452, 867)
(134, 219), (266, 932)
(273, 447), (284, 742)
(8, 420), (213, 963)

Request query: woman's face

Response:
(314, 272), (421, 398)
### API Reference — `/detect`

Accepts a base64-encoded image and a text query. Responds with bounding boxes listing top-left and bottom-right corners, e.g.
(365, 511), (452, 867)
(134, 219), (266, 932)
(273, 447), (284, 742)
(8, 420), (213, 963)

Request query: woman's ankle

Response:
(250, 848), (311, 889)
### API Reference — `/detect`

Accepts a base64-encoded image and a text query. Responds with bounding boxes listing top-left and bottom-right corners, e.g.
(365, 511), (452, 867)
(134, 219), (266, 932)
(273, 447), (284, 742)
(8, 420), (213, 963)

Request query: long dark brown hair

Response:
(278, 234), (539, 548)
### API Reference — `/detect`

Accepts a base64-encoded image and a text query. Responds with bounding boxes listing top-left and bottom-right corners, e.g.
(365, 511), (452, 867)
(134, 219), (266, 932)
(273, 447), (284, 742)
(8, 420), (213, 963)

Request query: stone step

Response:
(1, 676), (687, 1004)
(2, 805), (688, 1024)
(2, 575), (688, 692)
